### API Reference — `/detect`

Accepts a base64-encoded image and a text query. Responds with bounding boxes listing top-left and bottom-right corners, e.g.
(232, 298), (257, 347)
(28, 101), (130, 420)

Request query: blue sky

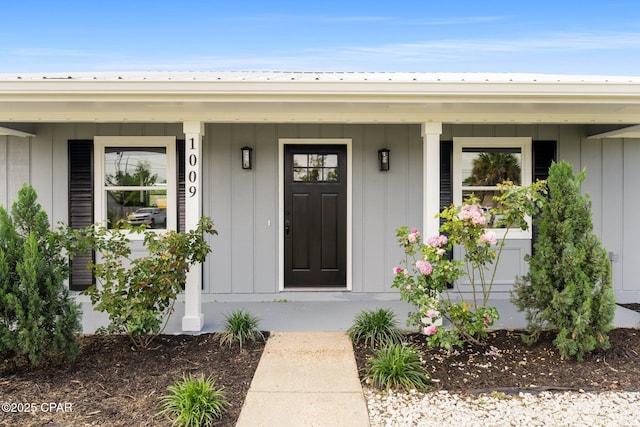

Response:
(2, 0), (640, 75)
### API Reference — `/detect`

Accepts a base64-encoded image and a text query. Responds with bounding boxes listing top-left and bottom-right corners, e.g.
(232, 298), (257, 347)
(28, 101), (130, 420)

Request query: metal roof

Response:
(0, 71), (639, 84)
(1, 71), (640, 126)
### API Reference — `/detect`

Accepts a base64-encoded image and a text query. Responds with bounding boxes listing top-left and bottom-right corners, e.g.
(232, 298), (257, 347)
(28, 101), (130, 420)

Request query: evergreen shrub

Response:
(512, 161), (616, 360)
(0, 184), (81, 367)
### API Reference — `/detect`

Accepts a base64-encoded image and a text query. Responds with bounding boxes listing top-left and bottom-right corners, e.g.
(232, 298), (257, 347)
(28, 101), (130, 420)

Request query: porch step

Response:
(236, 331), (370, 427)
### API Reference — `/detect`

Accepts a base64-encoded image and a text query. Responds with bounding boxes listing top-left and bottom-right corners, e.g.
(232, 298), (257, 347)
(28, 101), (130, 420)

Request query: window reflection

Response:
(461, 148), (522, 228)
(461, 149), (521, 186)
(104, 146), (168, 229)
(292, 154), (339, 182)
(104, 147), (167, 186)
(107, 190), (167, 228)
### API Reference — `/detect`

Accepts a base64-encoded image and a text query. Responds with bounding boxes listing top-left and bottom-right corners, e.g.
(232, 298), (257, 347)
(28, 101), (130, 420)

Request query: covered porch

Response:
(77, 298), (640, 334)
(2, 72), (640, 333)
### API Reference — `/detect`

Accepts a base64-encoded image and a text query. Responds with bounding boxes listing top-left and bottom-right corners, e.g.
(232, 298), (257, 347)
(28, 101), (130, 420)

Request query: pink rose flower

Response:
(393, 266), (402, 275)
(423, 325), (438, 336)
(458, 210), (471, 221)
(459, 204), (487, 225)
(472, 215), (487, 226)
(416, 260), (432, 275)
(480, 230), (497, 245)
(408, 233), (417, 243)
(483, 316), (491, 325)
(411, 227), (419, 234)
(427, 235), (448, 248)
(426, 309), (439, 318)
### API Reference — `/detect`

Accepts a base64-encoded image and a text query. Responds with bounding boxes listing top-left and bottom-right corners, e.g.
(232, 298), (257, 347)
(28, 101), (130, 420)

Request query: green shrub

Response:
(365, 343), (431, 391)
(0, 184), (81, 367)
(348, 308), (404, 349)
(512, 161), (616, 360)
(219, 310), (264, 351)
(83, 217), (217, 349)
(158, 374), (230, 427)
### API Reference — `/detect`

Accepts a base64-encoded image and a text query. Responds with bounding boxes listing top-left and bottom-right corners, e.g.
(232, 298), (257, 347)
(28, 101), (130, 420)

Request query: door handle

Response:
(285, 220), (290, 236)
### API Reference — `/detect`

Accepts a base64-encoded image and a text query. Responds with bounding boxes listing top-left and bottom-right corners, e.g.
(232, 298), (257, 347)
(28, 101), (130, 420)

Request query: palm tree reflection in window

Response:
(462, 150), (521, 227)
(464, 152), (521, 186)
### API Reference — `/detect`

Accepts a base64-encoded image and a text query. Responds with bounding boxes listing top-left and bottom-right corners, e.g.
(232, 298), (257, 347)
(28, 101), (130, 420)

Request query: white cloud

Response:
(6, 30), (640, 75)
(341, 31), (640, 58)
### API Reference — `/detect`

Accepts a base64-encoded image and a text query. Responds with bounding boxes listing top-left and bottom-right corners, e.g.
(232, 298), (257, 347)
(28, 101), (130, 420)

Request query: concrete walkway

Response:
(236, 331), (370, 427)
(232, 305), (640, 427)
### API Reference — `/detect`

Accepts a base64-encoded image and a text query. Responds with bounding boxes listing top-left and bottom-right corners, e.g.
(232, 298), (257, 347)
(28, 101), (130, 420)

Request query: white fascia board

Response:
(2, 80), (640, 124)
(3, 78), (640, 99)
(3, 106), (640, 124)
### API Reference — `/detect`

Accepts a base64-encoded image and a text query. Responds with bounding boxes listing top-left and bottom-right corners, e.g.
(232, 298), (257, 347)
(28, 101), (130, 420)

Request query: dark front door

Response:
(284, 145), (347, 288)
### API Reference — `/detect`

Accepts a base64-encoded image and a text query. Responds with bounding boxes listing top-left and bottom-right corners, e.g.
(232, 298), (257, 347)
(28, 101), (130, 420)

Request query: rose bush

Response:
(393, 181), (546, 350)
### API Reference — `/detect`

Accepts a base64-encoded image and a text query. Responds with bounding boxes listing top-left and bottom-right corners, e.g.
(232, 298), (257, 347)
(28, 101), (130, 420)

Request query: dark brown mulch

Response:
(0, 333), (267, 427)
(1, 305), (639, 426)
(354, 326), (640, 395)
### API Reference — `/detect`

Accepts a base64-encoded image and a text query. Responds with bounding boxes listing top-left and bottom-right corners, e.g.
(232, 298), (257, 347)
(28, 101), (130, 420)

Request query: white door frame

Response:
(278, 138), (352, 291)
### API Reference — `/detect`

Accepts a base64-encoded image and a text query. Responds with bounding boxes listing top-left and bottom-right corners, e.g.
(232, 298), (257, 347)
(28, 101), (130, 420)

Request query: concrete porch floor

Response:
(156, 299), (640, 335)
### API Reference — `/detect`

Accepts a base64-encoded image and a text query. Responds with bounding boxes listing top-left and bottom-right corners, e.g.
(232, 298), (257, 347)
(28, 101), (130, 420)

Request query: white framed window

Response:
(94, 136), (176, 234)
(453, 137), (532, 239)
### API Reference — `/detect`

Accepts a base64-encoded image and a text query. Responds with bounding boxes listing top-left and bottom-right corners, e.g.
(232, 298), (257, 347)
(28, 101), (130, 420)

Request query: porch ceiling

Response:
(0, 125), (35, 137)
(587, 124), (640, 139)
(1, 71), (640, 124)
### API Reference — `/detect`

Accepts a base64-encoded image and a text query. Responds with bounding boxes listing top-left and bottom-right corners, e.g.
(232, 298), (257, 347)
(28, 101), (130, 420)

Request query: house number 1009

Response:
(188, 138), (198, 197)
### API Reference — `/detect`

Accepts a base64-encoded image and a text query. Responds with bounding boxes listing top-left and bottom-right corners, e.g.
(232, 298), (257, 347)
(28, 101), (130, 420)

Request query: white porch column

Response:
(182, 121), (205, 332)
(422, 122), (443, 239)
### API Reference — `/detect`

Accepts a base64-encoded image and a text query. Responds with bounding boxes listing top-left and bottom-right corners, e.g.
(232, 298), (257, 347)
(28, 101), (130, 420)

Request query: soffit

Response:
(588, 124), (640, 139)
(0, 125), (35, 137)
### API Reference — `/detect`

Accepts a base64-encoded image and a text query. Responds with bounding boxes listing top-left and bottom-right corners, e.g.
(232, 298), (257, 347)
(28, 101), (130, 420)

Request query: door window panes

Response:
(292, 153), (339, 182)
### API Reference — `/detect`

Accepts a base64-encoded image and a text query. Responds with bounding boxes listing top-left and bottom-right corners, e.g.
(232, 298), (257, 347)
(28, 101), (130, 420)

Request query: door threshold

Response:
(283, 287), (349, 292)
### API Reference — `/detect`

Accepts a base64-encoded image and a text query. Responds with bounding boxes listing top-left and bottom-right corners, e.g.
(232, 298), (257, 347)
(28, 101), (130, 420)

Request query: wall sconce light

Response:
(241, 146), (253, 170)
(378, 148), (390, 171)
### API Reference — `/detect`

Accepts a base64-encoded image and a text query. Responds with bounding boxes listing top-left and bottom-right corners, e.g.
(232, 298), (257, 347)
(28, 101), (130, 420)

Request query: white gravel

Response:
(365, 388), (640, 427)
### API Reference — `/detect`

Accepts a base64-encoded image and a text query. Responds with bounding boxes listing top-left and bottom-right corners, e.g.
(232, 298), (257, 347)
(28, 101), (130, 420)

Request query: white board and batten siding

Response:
(3, 122), (639, 302)
(0, 135), (30, 210)
(202, 123), (423, 301)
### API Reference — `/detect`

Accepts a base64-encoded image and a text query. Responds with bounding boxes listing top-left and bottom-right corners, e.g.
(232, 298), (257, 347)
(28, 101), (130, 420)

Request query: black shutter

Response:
(68, 140), (95, 291)
(177, 140), (186, 233)
(439, 141), (454, 288)
(533, 141), (556, 183)
(439, 141), (453, 222)
(532, 141), (557, 253)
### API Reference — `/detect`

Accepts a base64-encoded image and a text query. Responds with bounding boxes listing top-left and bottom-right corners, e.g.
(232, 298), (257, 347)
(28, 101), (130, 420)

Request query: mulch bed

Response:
(354, 304), (640, 394)
(1, 305), (638, 426)
(355, 328), (640, 394)
(0, 333), (267, 427)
